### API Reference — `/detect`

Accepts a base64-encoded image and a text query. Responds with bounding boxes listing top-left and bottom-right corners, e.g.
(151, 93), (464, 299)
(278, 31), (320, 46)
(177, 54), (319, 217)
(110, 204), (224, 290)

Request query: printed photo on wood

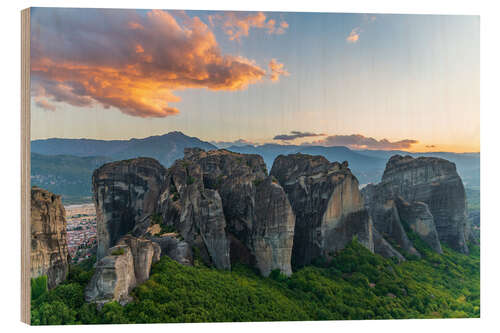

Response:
(20, 7), (480, 325)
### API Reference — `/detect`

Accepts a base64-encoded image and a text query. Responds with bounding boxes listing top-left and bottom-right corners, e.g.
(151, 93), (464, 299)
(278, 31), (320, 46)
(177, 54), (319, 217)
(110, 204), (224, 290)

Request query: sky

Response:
(30, 8), (479, 152)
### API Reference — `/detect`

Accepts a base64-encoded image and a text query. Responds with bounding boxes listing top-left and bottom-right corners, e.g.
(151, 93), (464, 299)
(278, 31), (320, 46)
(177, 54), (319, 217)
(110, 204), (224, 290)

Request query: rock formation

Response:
(118, 235), (161, 284)
(159, 157), (231, 270)
(85, 236), (161, 306)
(253, 177), (295, 276)
(395, 198), (443, 254)
(270, 154), (373, 267)
(159, 148), (295, 276)
(85, 244), (136, 307)
(362, 185), (420, 258)
(149, 235), (193, 266)
(93, 158), (166, 259)
(367, 155), (469, 254)
(31, 186), (69, 289)
(372, 228), (406, 263)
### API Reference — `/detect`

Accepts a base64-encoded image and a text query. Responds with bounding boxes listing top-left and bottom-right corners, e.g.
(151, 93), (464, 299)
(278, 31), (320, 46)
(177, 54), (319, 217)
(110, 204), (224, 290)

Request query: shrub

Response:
(111, 248), (125, 256)
(31, 275), (48, 301)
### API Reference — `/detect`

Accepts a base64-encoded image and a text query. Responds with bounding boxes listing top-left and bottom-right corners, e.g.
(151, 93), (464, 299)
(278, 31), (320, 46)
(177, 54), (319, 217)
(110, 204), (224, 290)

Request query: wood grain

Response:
(21, 7), (31, 325)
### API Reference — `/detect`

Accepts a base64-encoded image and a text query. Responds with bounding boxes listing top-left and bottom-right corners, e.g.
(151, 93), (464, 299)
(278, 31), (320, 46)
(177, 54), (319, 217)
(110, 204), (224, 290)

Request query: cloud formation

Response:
(269, 59), (290, 81)
(208, 12), (289, 41)
(30, 9), (288, 117)
(346, 28), (362, 43)
(305, 134), (418, 150)
(346, 14), (377, 44)
(274, 131), (326, 141)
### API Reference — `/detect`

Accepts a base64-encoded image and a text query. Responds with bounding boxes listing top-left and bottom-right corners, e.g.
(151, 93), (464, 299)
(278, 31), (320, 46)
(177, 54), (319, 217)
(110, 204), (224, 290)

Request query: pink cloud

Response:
(31, 9), (288, 117)
(304, 134), (419, 150)
(209, 12), (289, 41)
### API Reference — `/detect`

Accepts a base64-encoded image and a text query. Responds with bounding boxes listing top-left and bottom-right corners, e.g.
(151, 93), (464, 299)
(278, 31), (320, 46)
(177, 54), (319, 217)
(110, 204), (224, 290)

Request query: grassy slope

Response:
(31, 238), (479, 325)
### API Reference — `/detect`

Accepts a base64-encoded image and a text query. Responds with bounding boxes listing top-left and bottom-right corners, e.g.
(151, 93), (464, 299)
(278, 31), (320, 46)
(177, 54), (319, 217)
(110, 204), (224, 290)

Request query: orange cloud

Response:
(268, 59), (290, 82)
(346, 27), (361, 43)
(209, 12), (289, 41)
(31, 9), (287, 117)
(346, 14), (377, 44)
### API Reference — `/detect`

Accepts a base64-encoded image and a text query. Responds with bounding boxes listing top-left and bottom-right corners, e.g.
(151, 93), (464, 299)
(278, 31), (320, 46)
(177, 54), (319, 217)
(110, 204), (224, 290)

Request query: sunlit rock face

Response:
(378, 155), (468, 253)
(92, 158), (166, 259)
(31, 187), (69, 289)
(271, 154), (374, 268)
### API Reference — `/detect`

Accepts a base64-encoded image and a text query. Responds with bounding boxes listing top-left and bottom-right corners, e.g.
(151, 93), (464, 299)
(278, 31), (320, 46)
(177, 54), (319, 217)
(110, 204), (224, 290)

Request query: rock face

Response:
(85, 244), (136, 306)
(159, 148), (295, 276)
(362, 185), (420, 258)
(31, 187), (69, 289)
(379, 155), (468, 253)
(150, 235), (193, 266)
(395, 198), (443, 254)
(270, 154), (373, 267)
(93, 158), (166, 259)
(118, 235), (160, 284)
(253, 177), (295, 276)
(159, 157), (231, 270)
(372, 228), (406, 263)
(85, 235), (160, 306)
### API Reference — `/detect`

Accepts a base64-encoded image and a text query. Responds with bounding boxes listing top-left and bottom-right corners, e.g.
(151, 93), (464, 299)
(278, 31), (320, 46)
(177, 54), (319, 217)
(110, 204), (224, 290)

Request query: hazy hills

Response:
(31, 131), (216, 166)
(30, 131), (479, 204)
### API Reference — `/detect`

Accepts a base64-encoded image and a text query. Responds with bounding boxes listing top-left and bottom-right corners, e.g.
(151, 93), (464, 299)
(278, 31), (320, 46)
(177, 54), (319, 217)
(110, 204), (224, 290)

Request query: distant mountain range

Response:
(31, 131), (480, 203)
(31, 131), (216, 166)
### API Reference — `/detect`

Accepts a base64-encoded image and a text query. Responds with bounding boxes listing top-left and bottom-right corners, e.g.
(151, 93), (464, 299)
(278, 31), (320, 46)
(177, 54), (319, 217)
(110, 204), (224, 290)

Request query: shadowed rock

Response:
(159, 157), (231, 270)
(93, 158), (166, 259)
(31, 187), (69, 289)
(372, 228), (406, 263)
(271, 154), (374, 267)
(253, 177), (295, 276)
(150, 235), (193, 266)
(395, 198), (443, 254)
(160, 149), (295, 276)
(362, 184), (420, 259)
(380, 155), (468, 253)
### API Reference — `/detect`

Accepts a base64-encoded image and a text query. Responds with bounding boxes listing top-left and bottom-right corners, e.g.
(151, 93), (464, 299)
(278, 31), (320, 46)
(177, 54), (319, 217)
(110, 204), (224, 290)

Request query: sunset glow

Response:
(30, 9), (479, 153)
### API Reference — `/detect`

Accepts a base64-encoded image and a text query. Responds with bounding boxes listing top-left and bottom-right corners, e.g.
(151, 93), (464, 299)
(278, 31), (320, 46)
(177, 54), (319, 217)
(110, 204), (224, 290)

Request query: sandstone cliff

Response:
(93, 158), (166, 259)
(31, 186), (69, 289)
(270, 154), (373, 267)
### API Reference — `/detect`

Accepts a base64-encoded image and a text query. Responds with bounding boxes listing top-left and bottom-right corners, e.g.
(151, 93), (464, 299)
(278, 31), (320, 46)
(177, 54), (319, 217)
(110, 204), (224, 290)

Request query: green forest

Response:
(31, 235), (479, 325)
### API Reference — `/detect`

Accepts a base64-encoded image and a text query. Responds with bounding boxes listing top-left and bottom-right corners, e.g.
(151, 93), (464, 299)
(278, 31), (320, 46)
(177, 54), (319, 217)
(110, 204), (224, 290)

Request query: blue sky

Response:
(30, 8), (479, 152)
